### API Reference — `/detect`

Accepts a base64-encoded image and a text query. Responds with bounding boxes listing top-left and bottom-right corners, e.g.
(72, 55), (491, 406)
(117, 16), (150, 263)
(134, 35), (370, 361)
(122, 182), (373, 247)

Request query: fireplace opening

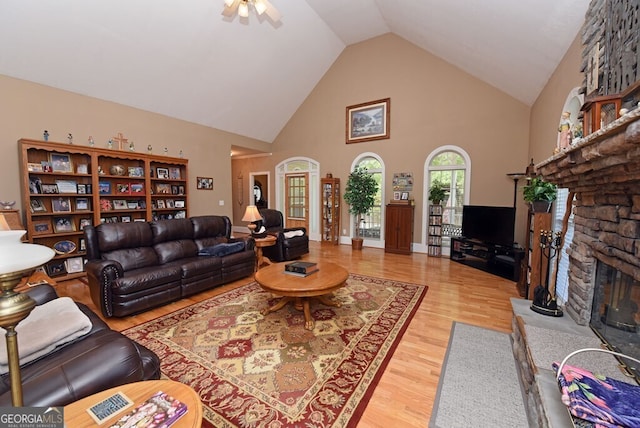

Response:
(590, 260), (640, 384)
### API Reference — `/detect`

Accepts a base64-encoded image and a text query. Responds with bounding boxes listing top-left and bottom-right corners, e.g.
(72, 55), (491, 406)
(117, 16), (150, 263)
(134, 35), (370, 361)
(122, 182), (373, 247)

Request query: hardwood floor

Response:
(55, 242), (521, 427)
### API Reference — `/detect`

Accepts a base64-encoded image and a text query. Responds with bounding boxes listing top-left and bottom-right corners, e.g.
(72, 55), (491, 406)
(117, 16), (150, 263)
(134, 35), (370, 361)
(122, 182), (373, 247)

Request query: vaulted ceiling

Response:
(0, 0), (588, 143)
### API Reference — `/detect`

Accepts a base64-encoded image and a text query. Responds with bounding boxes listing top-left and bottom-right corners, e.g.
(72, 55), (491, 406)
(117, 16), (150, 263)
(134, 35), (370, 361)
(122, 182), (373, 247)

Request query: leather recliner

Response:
(0, 284), (160, 406)
(257, 209), (309, 262)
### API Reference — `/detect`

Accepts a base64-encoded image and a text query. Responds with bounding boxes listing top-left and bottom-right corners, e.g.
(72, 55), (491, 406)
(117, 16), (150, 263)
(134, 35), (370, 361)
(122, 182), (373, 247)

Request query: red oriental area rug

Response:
(123, 274), (427, 427)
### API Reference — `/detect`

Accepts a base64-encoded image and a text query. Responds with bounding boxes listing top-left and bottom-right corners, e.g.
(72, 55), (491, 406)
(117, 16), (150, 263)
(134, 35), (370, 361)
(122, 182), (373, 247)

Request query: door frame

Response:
(249, 171), (270, 208)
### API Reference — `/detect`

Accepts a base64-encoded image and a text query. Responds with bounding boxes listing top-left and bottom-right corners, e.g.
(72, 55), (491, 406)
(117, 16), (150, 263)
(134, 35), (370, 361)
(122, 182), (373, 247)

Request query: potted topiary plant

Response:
(523, 177), (557, 213)
(344, 166), (378, 250)
(429, 180), (447, 205)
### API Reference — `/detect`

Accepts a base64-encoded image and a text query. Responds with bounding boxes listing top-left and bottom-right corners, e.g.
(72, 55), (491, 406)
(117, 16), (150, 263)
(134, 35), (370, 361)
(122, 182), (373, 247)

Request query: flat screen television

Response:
(461, 205), (516, 247)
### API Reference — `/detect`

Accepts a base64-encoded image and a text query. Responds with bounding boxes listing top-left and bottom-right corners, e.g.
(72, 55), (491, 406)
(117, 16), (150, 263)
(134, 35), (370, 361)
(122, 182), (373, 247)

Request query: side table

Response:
(64, 379), (203, 427)
(254, 235), (277, 270)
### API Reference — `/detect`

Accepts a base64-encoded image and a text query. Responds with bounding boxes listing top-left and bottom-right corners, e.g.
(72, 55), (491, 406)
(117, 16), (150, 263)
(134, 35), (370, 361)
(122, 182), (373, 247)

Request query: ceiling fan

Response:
(222, 0), (281, 22)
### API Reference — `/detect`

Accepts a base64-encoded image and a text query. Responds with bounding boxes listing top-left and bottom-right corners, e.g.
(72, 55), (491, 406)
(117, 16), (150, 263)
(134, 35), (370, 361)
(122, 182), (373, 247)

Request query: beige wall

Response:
(0, 74), (271, 221)
(234, 34), (532, 244)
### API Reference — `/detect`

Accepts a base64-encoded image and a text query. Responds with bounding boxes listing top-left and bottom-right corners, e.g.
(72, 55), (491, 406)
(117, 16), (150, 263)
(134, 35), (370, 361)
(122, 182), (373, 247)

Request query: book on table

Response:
(106, 390), (187, 428)
(285, 261), (318, 275)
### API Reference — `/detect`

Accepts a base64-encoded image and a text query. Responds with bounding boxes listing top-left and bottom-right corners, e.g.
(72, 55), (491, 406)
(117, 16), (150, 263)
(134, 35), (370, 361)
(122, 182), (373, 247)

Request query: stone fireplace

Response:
(536, 110), (640, 381)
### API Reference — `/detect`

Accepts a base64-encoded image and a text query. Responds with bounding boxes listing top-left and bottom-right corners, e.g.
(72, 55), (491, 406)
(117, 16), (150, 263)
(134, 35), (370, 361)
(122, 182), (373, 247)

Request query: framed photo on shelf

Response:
(156, 199), (166, 209)
(155, 183), (171, 194)
(171, 185), (179, 195)
(113, 199), (128, 210)
(346, 98), (390, 144)
(27, 162), (43, 172)
(75, 198), (89, 211)
(79, 218), (92, 230)
(99, 181), (111, 194)
(76, 164), (88, 174)
(175, 200), (185, 208)
(127, 201), (139, 209)
(116, 183), (130, 194)
(49, 153), (73, 173)
(32, 220), (52, 235)
(77, 184), (87, 194)
(178, 185), (185, 195)
(65, 257), (84, 274)
(41, 184), (59, 194)
(400, 192), (409, 200)
(29, 177), (42, 194)
(197, 177), (213, 190)
(55, 180), (78, 194)
(130, 183), (144, 194)
(156, 168), (169, 179)
(30, 198), (47, 213)
(79, 238), (86, 252)
(53, 216), (75, 233)
(393, 191), (401, 201)
(46, 260), (67, 277)
(120, 215), (132, 223)
(169, 167), (181, 180)
(51, 197), (72, 213)
(166, 200), (175, 208)
(128, 166), (144, 177)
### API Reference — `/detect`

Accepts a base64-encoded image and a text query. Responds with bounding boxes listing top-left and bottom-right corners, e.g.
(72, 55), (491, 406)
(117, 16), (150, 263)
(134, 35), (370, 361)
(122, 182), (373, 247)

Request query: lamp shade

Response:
(0, 230), (55, 275)
(242, 205), (262, 223)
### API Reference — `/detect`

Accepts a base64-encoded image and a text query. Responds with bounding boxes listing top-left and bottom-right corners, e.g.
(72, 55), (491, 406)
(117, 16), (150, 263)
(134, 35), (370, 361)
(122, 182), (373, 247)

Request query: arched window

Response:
(424, 146), (470, 254)
(350, 153), (384, 245)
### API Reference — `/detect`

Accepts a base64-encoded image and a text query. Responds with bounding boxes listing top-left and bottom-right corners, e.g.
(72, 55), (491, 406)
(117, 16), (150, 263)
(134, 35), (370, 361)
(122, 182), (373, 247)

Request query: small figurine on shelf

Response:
(43, 130), (49, 141)
(557, 111), (572, 151)
(129, 141), (135, 151)
(88, 136), (95, 147)
(97, 166), (105, 175)
(147, 144), (153, 154)
(107, 139), (113, 149)
(67, 133), (73, 144)
(0, 201), (16, 210)
(179, 150), (184, 158)
(163, 147), (168, 156)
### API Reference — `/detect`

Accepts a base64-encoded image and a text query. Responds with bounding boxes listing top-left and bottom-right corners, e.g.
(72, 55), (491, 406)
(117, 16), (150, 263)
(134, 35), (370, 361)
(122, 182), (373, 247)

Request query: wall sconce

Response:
(237, 174), (244, 206)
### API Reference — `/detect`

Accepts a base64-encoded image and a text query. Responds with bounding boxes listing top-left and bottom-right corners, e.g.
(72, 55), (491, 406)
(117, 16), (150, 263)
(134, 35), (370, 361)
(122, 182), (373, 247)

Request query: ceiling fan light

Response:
(238, 1), (249, 17)
(254, 0), (267, 15)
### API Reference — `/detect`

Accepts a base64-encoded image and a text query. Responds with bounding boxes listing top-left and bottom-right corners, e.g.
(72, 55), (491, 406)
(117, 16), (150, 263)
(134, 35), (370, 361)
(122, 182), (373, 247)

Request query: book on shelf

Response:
(105, 390), (187, 428)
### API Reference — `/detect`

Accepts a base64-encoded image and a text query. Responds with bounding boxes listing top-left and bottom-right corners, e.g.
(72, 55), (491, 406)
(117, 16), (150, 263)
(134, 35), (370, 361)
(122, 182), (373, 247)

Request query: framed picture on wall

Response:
(346, 98), (390, 144)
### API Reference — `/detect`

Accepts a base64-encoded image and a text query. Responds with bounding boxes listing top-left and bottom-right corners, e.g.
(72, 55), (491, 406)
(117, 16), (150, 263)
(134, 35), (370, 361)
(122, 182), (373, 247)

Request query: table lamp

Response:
(242, 205), (262, 233)
(0, 213), (55, 405)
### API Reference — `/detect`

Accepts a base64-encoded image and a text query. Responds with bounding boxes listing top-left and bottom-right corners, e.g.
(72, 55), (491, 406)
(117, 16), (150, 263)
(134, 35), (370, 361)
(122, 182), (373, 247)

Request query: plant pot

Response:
(531, 201), (552, 213)
(351, 238), (363, 250)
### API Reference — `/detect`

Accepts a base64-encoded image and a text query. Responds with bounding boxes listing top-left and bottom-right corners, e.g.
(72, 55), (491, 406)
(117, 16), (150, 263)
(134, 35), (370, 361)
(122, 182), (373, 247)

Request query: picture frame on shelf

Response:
(51, 197), (72, 213)
(49, 153), (73, 173)
(55, 179), (78, 194)
(197, 177), (213, 190)
(98, 181), (111, 194)
(46, 260), (67, 277)
(113, 199), (127, 210)
(178, 185), (185, 195)
(33, 220), (52, 235)
(127, 201), (139, 209)
(29, 177), (42, 194)
(41, 184), (59, 194)
(30, 198), (47, 213)
(128, 166), (144, 177)
(75, 198), (89, 211)
(166, 199), (175, 208)
(171, 185), (179, 195)
(156, 168), (169, 179)
(77, 184), (87, 194)
(116, 183), (130, 194)
(120, 215), (131, 223)
(393, 191), (401, 201)
(169, 167), (181, 180)
(156, 199), (166, 209)
(53, 240), (76, 255)
(346, 98), (390, 144)
(40, 161), (52, 173)
(155, 183), (171, 194)
(175, 200), (185, 208)
(65, 256), (84, 274)
(79, 238), (86, 252)
(138, 200), (146, 209)
(76, 164), (88, 174)
(107, 216), (119, 223)
(79, 218), (92, 230)
(27, 162), (43, 172)
(130, 183), (144, 194)
(400, 192), (409, 200)
(53, 216), (75, 233)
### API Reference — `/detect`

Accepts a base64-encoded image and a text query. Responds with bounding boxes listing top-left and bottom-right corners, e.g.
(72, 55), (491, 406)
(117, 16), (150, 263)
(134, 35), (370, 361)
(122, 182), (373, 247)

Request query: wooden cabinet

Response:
(19, 138), (189, 281)
(427, 204), (443, 257)
(384, 203), (414, 254)
(521, 211), (552, 300)
(321, 177), (340, 244)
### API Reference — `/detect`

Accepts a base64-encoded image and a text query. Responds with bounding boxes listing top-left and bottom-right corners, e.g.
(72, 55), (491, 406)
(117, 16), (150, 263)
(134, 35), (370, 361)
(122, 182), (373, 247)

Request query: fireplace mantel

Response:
(536, 109), (640, 193)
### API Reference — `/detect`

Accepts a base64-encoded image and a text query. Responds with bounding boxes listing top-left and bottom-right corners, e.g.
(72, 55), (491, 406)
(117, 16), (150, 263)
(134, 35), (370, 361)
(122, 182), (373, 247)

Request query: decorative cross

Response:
(112, 132), (128, 150)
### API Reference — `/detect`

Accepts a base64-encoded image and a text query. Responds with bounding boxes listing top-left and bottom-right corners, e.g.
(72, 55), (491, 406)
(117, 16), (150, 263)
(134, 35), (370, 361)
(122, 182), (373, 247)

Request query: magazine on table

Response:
(107, 391), (187, 428)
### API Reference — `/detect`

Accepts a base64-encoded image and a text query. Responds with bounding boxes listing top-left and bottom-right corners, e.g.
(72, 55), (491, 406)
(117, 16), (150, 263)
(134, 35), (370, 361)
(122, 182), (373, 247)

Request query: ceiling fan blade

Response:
(221, 0), (240, 17)
(262, 0), (281, 21)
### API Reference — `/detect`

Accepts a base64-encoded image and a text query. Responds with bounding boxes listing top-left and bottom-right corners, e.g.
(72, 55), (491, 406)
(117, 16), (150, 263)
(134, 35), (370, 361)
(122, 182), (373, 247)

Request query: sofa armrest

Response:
(85, 259), (124, 318)
(22, 284), (58, 305)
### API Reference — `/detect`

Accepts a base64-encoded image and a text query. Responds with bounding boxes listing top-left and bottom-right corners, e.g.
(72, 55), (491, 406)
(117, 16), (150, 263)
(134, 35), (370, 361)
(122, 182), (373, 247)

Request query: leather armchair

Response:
(257, 209), (309, 262)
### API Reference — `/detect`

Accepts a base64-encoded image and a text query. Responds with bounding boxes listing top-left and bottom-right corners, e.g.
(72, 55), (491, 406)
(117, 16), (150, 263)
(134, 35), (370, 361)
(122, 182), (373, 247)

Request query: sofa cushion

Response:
(191, 215), (230, 239)
(113, 266), (181, 295)
(150, 219), (194, 244)
(154, 240), (198, 264)
(198, 241), (245, 257)
(102, 247), (159, 271)
(96, 222), (153, 252)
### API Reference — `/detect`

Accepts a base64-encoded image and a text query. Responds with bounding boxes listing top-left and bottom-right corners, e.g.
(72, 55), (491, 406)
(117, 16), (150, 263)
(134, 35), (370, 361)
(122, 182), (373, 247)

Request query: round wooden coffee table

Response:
(64, 379), (203, 427)
(255, 261), (349, 330)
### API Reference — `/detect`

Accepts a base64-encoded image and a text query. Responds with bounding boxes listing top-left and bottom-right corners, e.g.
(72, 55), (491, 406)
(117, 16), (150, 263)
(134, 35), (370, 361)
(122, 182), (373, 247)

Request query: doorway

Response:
(285, 173), (308, 230)
(250, 172), (269, 209)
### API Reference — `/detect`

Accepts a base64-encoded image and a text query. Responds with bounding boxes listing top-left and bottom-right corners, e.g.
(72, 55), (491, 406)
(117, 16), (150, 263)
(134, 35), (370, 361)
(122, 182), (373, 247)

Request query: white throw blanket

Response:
(283, 230), (304, 238)
(0, 297), (92, 374)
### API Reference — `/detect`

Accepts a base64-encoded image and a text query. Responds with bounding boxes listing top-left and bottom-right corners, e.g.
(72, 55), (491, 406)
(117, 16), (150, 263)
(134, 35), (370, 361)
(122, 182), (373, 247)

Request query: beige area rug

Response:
(123, 274), (427, 427)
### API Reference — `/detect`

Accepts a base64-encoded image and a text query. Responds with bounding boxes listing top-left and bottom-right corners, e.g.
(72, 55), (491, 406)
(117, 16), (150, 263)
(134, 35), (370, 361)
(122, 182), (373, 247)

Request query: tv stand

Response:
(450, 237), (524, 282)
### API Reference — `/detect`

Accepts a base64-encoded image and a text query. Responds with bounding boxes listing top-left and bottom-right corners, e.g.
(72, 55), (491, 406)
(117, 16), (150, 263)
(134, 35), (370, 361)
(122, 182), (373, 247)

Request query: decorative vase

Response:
(531, 201), (552, 213)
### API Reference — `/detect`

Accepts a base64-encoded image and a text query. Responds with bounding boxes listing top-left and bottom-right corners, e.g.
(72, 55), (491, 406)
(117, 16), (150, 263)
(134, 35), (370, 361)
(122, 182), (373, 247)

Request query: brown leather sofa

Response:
(0, 284), (160, 406)
(257, 209), (309, 262)
(84, 215), (255, 318)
